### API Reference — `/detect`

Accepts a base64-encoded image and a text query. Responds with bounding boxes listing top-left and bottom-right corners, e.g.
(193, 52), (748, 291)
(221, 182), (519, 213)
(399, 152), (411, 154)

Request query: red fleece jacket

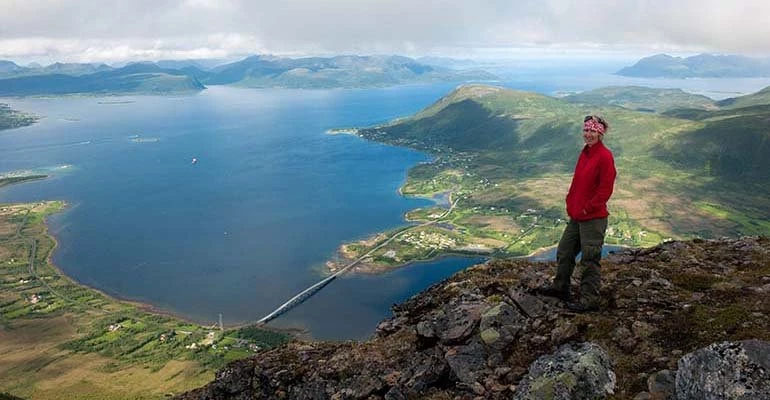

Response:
(566, 141), (616, 221)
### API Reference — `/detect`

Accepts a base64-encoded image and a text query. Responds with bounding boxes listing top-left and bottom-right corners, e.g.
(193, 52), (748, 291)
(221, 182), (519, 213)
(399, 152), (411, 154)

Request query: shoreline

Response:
(329, 248), (489, 276)
(36, 202), (295, 335)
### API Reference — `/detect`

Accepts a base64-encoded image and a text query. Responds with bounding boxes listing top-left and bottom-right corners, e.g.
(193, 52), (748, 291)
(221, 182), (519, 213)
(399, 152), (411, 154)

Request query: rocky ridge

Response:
(178, 237), (770, 399)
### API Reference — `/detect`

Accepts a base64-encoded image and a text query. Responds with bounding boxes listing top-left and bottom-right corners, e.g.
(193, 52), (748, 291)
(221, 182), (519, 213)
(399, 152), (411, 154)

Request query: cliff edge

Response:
(178, 237), (770, 399)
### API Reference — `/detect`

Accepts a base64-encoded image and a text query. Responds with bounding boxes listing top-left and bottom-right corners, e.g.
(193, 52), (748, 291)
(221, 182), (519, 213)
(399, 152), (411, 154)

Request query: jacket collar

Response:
(582, 140), (606, 154)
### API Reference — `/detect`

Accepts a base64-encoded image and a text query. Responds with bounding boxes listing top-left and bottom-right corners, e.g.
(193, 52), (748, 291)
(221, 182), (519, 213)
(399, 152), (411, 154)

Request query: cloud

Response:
(1, 0), (769, 63)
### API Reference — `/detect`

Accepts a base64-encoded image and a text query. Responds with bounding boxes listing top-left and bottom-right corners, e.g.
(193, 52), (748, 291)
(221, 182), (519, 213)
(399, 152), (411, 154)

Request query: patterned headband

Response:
(584, 119), (606, 135)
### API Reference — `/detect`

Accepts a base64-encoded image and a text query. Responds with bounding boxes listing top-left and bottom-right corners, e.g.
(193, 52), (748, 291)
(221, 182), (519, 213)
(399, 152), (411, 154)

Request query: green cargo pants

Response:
(553, 217), (608, 308)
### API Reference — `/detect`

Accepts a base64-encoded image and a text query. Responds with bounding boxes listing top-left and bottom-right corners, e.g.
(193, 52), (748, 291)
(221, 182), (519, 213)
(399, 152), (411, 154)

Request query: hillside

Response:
(716, 85), (770, 109)
(0, 61), (111, 78)
(564, 86), (717, 113)
(617, 53), (770, 78)
(0, 63), (205, 96)
(180, 236), (770, 399)
(201, 54), (497, 88)
(0, 103), (37, 131)
(323, 84), (770, 273)
(0, 55), (496, 95)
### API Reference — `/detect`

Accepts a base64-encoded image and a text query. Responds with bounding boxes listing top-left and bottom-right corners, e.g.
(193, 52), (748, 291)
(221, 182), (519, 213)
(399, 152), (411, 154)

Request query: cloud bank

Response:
(1, 0), (769, 63)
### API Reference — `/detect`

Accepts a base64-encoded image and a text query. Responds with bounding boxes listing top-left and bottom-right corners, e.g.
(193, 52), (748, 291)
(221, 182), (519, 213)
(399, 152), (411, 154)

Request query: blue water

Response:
(3, 70), (770, 340)
(0, 84), (484, 339)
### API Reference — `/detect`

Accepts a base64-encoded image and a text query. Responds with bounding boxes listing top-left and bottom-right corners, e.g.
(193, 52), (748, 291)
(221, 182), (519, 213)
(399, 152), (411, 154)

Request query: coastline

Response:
(34, 202), (294, 335)
(352, 252), (488, 275)
(40, 202), (199, 325)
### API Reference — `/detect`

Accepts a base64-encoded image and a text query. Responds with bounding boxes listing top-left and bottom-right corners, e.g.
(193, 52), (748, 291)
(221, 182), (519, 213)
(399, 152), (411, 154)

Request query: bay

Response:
(0, 84), (480, 340)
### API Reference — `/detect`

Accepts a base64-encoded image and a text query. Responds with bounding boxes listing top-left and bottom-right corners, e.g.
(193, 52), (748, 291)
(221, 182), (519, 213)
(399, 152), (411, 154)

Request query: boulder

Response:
(676, 340), (770, 400)
(479, 302), (526, 350)
(513, 342), (616, 400)
(444, 340), (488, 385)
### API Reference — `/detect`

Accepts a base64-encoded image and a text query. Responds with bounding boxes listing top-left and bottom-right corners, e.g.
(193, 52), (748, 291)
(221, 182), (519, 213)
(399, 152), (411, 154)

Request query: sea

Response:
(2, 62), (770, 339)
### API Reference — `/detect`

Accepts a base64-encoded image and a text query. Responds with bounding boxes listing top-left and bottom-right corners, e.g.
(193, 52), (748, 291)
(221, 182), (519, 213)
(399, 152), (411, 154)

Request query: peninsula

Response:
(327, 84), (770, 274)
(0, 103), (38, 131)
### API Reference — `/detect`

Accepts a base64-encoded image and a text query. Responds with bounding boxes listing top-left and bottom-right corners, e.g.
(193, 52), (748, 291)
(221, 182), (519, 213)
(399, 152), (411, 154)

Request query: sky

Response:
(2, 0), (770, 64)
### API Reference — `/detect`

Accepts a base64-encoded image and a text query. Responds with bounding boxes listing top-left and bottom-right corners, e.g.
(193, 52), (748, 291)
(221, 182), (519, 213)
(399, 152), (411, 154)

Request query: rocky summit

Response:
(177, 237), (770, 400)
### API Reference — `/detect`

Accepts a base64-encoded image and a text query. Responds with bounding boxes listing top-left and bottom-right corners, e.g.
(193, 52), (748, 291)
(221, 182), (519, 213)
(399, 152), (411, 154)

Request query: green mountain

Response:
(617, 53), (770, 78)
(0, 60), (26, 75)
(716, 85), (770, 109)
(0, 55), (496, 95)
(0, 61), (112, 78)
(564, 86), (717, 112)
(0, 103), (37, 131)
(202, 54), (497, 88)
(355, 84), (770, 249)
(0, 63), (205, 96)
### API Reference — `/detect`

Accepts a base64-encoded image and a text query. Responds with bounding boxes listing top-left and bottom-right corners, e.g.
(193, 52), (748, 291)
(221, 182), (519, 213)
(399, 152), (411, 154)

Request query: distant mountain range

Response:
(0, 55), (497, 96)
(0, 63), (206, 96)
(617, 53), (770, 78)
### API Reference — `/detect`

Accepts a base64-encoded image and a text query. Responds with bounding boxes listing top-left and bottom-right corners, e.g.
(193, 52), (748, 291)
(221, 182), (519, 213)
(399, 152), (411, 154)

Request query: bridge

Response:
(257, 194), (458, 324)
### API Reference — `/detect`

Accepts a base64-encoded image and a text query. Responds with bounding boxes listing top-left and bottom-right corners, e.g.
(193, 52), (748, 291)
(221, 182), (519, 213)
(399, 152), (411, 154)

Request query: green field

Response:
(0, 201), (290, 399)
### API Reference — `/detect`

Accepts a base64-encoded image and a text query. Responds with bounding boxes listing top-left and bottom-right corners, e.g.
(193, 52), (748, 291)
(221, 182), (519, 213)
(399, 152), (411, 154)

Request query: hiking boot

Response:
(534, 286), (571, 302)
(565, 302), (598, 313)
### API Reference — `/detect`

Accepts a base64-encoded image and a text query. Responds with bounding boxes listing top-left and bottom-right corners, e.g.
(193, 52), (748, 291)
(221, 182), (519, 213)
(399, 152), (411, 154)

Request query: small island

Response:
(130, 134), (160, 143)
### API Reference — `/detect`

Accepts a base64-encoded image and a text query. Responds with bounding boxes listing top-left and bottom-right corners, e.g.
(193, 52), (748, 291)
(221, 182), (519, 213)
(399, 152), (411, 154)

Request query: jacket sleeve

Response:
(584, 152), (616, 214)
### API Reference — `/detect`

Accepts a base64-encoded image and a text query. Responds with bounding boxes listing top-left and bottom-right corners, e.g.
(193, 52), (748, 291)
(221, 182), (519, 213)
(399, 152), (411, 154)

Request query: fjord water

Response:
(4, 70), (770, 340)
(0, 84), (482, 339)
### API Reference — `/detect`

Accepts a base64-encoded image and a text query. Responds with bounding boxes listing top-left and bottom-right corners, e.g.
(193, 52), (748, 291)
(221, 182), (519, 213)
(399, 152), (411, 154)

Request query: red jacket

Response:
(566, 141), (616, 221)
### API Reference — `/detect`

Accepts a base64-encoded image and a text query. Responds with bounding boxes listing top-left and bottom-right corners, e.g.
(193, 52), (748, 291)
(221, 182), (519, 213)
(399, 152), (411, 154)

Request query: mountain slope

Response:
(617, 53), (770, 78)
(352, 83), (770, 253)
(716, 85), (770, 109)
(178, 237), (770, 400)
(203, 55), (497, 88)
(0, 63), (205, 96)
(0, 55), (497, 94)
(564, 86), (717, 112)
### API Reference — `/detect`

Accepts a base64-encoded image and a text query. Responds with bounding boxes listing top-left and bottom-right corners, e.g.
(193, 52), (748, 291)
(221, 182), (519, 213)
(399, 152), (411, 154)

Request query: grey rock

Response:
(445, 340), (488, 385)
(404, 348), (448, 394)
(384, 387), (406, 400)
(479, 302), (526, 350)
(421, 302), (485, 345)
(416, 320), (436, 338)
(647, 369), (675, 400)
(441, 303), (484, 344)
(550, 319), (578, 343)
(510, 290), (548, 318)
(513, 342), (616, 400)
(676, 340), (770, 400)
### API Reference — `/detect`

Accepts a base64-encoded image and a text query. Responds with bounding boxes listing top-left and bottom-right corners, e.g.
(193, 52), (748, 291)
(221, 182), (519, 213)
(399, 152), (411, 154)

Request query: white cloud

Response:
(1, 0), (769, 63)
